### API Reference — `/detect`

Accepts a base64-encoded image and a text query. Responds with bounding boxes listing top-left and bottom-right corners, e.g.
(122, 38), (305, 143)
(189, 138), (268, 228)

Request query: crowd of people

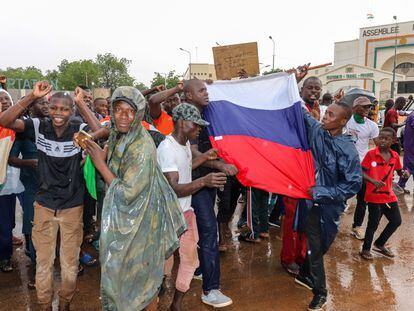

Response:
(0, 66), (413, 311)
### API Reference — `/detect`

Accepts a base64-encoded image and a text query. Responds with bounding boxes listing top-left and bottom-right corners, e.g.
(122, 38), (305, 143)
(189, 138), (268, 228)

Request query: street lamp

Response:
(391, 16), (398, 98)
(179, 48), (192, 79)
(269, 36), (275, 71)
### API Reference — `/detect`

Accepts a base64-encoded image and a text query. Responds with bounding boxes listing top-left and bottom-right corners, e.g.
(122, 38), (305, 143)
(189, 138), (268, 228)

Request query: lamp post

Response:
(391, 15), (398, 99)
(269, 36), (275, 71)
(179, 48), (192, 79)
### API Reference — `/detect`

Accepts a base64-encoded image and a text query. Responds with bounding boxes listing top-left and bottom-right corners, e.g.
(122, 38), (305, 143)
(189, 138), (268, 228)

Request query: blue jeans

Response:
(0, 194), (16, 260)
(191, 187), (220, 292)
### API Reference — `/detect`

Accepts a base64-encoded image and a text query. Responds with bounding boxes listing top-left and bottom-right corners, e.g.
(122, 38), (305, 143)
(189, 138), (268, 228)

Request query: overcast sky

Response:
(2, 0), (414, 86)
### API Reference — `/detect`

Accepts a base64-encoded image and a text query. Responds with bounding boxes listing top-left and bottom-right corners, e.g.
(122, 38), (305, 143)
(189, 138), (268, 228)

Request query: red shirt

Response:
(361, 147), (402, 203)
(383, 108), (398, 128)
(153, 110), (174, 135)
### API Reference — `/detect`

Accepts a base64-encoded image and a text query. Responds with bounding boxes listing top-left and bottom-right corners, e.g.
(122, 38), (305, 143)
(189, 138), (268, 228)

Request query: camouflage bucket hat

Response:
(111, 86), (145, 111)
(172, 103), (209, 127)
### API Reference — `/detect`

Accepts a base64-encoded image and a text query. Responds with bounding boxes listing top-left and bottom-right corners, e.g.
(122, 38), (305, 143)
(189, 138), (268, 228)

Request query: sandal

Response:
(238, 235), (261, 243)
(12, 236), (23, 246)
(80, 252), (98, 266)
(359, 250), (373, 261)
(27, 280), (36, 290)
(78, 264), (84, 276)
(0, 259), (13, 272)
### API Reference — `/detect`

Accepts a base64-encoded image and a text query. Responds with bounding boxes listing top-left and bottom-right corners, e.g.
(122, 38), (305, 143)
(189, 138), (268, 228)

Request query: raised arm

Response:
(141, 85), (165, 97)
(148, 82), (183, 119)
(74, 87), (102, 132)
(0, 81), (52, 132)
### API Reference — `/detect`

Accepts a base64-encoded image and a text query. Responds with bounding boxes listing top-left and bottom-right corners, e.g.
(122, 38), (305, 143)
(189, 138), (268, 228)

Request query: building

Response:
(183, 63), (217, 80)
(306, 20), (414, 100)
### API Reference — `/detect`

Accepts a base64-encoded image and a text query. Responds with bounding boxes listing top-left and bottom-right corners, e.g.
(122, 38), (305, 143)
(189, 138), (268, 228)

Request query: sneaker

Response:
(193, 273), (203, 281)
(373, 244), (395, 258)
(359, 250), (373, 261)
(308, 294), (327, 311)
(268, 219), (281, 228)
(201, 289), (233, 308)
(281, 262), (300, 276)
(295, 273), (314, 291)
(0, 259), (13, 272)
(351, 226), (365, 240)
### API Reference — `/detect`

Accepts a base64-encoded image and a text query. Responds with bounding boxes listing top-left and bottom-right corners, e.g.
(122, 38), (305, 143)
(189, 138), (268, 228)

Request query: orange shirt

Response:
(153, 111), (174, 135)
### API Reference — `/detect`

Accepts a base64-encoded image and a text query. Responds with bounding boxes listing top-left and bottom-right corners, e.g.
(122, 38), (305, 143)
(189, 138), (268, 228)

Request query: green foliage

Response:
(0, 66), (44, 80)
(262, 68), (284, 75)
(57, 59), (100, 90)
(1, 53), (145, 91)
(134, 82), (148, 92)
(150, 70), (181, 89)
(95, 53), (135, 90)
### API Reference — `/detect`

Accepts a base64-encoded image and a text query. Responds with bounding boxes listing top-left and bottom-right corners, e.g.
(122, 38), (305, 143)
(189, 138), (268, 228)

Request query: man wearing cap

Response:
(345, 96), (379, 240)
(157, 103), (228, 310)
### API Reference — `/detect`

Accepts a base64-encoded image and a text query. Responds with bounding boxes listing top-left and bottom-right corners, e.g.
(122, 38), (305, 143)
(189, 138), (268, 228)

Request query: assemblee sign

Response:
(327, 73), (374, 80)
(7, 78), (58, 90)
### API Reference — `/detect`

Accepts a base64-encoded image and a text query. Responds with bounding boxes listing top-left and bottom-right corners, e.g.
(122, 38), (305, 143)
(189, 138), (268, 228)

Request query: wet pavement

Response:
(2, 182), (414, 311)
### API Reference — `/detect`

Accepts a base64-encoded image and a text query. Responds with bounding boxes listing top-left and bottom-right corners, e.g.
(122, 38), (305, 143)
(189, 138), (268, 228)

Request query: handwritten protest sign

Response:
(212, 42), (260, 80)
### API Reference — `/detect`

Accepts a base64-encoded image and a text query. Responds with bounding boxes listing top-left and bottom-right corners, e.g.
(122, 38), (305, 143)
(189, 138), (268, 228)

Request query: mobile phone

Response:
(74, 130), (92, 149)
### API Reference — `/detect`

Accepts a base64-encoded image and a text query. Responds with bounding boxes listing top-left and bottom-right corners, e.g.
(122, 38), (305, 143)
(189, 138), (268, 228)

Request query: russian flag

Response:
(204, 73), (315, 199)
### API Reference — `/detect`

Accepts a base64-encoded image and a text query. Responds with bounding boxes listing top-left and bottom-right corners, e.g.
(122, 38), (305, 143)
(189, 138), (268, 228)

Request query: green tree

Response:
(57, 59), (100, 90)
(150, 70), (181, 89)
(95, 53), (135, 90)
(262, 68), (284, 75)
(0, 66), (45, 89)
(134, 82), (148, 92)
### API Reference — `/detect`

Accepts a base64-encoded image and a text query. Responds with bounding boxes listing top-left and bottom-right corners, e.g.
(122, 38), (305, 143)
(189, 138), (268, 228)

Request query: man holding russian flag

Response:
(202, 66), (362, 311)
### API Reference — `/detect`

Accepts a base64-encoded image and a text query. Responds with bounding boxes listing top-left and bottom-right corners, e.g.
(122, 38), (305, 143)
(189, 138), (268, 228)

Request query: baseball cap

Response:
(353, 96), (372, 108)
(172, 103), (210, 127)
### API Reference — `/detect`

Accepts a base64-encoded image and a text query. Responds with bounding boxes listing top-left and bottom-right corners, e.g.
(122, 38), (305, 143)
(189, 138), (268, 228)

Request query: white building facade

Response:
(308, 20), (414, 100)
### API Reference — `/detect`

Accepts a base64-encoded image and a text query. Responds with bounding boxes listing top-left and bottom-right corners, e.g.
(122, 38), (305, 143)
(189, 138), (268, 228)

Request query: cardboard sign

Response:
(213, 42), (260, 80)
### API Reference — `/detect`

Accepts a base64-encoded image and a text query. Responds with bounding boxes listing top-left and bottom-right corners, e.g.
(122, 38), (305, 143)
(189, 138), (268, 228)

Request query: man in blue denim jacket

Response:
(293, 73), (362, 310)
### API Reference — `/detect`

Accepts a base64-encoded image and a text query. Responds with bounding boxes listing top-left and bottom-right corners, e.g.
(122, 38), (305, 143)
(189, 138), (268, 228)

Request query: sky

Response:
(2, 0), (414, 86)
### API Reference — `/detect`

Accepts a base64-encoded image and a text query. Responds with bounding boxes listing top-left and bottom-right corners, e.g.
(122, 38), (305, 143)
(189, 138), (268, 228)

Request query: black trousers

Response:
(217, 176), (244, 224)
(353, 182), (367, 228)
(299, 206), (327, 297)
(362, 202), (402, 251)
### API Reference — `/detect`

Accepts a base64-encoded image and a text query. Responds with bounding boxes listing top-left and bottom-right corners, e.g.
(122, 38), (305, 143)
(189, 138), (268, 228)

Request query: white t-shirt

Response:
(345, 116), (379, 162)
(157, 135), (193, 212)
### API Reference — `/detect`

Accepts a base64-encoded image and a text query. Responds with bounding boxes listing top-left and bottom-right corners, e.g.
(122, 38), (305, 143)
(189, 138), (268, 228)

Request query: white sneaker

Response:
(193, 273), (203, 280)
(202, 289), (233, 308)
(352, 226), (365, 240)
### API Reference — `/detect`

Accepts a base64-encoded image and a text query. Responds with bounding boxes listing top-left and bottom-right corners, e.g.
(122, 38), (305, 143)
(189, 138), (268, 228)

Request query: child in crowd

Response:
(0, 81), (102, 311)
(360, 127), (405, 260)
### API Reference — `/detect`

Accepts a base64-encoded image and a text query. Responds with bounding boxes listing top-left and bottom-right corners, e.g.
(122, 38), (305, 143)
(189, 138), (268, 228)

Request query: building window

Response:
(209, 74), (212, 78)
(396, 62), (414, 76)
(397, 81), (414, 93)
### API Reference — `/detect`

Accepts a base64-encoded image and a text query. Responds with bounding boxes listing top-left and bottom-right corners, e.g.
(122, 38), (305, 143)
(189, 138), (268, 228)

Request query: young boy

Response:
(360, 127), (404, 260)
(0, 81), (101, 311)
(157, 103), (227, 310)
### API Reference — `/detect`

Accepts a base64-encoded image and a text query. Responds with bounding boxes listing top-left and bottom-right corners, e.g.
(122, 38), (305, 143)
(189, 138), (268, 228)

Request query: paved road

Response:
(1, 185), (414, 310)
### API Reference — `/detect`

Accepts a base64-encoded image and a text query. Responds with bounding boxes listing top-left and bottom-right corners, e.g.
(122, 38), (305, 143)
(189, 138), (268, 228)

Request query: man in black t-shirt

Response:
(184, 79), (238, 308)
(0, 82), (102, 311)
